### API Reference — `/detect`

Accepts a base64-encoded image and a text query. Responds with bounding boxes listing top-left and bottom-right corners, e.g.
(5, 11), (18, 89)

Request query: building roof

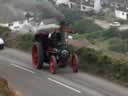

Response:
(116, 7), (128, 12)
(70, 0), (94, 7)
(83, 0), (94, 7)
(70, 0), (80, 4)
(107, 0), (128, 6)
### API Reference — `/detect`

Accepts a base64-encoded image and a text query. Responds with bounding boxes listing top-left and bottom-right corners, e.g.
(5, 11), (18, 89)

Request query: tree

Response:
(59, 7), (81, 25)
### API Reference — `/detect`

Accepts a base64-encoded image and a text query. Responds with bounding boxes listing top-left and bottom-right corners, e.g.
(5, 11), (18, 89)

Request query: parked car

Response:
(110, 22), (121, 27)
(0, 37), (5, 49)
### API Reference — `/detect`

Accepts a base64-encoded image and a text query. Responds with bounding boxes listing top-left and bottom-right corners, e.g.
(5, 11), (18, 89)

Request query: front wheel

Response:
(49, 56), (57, 74)
(71, 54), (78, 73)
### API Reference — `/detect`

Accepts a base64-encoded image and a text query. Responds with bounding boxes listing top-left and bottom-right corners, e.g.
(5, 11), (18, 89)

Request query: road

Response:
(0, 48), (128, 96)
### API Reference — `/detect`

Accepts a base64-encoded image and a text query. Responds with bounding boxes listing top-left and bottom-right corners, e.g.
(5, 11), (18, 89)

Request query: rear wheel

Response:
(32, 42), (44, 69)
(49, 56), (57, 74)
(71, 54), (78, 73)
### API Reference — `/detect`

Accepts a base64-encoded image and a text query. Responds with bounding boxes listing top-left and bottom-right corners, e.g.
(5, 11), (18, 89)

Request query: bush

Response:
(77, 48), (99, 64)
(119, 30), (128, 39)
(0, 26), (10, 37)
(101, 28), (119, 40)
(108, 38), (128, 53)
(0, 26), (11, 43)
(18, 33), (33, 51)
(85, 31), (102, 40)
(71, 18), (103, 34)
(108, 37), (122, 45)
(8, 33), (33, 52)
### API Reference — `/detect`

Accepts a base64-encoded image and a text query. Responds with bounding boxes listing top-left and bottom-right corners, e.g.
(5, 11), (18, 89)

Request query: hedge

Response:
(76, 47), (128, 86)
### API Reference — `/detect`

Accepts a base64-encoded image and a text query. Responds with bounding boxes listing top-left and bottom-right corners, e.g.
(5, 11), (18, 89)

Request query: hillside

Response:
(71, 17), (128, 58)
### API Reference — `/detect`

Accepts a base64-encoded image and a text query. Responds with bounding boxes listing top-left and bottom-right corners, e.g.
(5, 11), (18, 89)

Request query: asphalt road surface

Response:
(0, 48), (128, 96)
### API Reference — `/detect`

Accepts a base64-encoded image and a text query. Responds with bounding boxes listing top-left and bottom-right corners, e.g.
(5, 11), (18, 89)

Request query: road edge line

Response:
(48, 77), (81, 94)
(10, 64), (35, 74)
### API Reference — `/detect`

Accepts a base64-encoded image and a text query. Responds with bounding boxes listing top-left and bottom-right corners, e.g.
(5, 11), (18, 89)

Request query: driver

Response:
(49, 31), (64, 48)
(48, 21), (66, 48)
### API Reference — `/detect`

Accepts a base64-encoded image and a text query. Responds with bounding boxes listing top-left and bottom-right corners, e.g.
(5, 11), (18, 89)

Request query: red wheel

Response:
(32, 42), (43, 69)
(32, 44), (38, 67)
(71, 54), (78, 73)
(49, 56), (57, 74)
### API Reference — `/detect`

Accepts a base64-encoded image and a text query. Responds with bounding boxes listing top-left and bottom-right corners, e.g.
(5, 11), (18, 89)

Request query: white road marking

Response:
(10, 64), (35, 74)
(15, 63), (32, 69)
(48, 77), (81, 94)
(50, 75), (104, 96)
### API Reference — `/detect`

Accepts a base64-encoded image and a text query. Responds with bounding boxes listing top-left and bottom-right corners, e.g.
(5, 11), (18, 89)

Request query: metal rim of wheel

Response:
(32, 44), (38, 68)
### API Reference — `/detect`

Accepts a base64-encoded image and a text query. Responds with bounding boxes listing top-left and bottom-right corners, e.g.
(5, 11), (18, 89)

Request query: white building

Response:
(9, 20), (34, 33)
(55, 0), (71, 8)
(80, 0), (102, 12)
(56, 0), (69, 5)
(94, 0), (102, 13)
(53, 0), (102, 12)
(80, 4), (94, 12)
(4, 18), (60, 33)
(115, 8), (128, 20)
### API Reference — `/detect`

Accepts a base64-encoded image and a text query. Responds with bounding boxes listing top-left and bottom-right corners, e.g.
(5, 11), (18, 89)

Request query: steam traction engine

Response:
(32, 22), (78, 74)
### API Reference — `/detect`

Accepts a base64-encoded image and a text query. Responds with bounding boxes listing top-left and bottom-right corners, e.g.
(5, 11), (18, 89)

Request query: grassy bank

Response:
(0, 77), (16, 96)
